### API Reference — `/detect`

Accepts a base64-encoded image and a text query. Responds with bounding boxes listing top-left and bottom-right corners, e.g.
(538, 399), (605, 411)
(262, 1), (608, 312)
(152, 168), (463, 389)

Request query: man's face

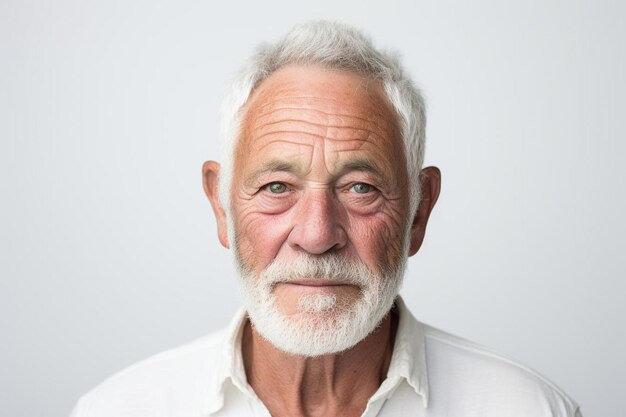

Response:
(224, 65), (412, 354)
(234, 65), (409, 304)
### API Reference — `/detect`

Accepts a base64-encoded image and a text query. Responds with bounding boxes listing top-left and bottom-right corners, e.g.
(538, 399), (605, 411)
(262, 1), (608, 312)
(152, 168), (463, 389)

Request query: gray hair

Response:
(218, 21), (427, 236)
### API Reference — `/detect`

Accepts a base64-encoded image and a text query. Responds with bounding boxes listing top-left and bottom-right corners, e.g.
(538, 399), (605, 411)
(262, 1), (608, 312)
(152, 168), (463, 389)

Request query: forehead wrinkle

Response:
(240, 67), (403, 177)
(244, 90), (399, 151)
(251, 96), (382, 121)
(249, 89), (390, 122)
(249, 107), (383, 136)
(254, 100), (381, 122)
(252, 131), (368, 146)
(328, 149), (394, 178)
(254, 138), (315, 154)
(251, 119), (326, 142)
(252, 128), (385, 145)
(249, 112), (393, 148)
(253, 117), (381, 134)
(253, 95), (348, 108)
(252, 91), (361, 109)
(323, 133), (389, 155)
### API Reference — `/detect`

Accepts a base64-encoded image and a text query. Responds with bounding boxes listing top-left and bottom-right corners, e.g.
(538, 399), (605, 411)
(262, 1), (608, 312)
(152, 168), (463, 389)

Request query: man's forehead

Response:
(236, 65), (402, 162)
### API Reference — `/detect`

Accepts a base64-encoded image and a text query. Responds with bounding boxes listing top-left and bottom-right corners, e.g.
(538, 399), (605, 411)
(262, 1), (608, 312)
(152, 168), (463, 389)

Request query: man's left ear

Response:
(408, 166), (441, 256)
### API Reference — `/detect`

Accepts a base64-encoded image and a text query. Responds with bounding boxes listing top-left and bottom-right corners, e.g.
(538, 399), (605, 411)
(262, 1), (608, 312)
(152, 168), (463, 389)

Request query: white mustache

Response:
(258, 254), (376, 288)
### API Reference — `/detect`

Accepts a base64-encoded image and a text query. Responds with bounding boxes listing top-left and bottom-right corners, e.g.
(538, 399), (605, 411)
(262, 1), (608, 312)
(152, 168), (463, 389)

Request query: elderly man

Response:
(71, 21), (582, 417)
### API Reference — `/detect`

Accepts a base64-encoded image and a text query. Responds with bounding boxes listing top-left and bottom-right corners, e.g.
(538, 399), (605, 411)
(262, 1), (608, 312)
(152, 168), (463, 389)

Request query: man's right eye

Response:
(265, 182), (287, 194)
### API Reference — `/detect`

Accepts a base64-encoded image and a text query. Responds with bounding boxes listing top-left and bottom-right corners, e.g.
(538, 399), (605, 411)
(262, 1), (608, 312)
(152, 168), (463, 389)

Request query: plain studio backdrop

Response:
(2, 1), (624, 416)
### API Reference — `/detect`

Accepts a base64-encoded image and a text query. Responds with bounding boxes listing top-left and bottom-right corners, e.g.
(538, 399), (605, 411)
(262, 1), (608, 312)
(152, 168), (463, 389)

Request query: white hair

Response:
(218, 20), (427, 245)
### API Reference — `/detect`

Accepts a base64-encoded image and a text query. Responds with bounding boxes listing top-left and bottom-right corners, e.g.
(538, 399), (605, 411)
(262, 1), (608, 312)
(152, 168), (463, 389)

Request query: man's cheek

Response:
(236, 210), (292, 268)
(351, 217), (404, 269)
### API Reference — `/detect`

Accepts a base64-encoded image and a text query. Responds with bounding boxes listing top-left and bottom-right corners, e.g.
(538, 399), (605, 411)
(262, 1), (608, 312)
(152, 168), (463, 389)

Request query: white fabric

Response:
(70, 297), (582, 417)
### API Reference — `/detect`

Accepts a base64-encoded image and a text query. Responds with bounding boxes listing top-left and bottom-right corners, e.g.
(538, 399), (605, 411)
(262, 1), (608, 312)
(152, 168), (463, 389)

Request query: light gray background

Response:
(2, 1), (624, 416)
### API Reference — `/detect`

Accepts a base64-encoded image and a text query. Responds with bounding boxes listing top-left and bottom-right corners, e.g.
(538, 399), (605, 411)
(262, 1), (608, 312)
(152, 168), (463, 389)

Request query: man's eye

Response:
(351, 183), (373, 194)
(266, 182), (287, 194)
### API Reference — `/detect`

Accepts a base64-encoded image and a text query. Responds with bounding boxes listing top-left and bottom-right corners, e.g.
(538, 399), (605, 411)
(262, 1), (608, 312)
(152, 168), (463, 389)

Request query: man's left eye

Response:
(351, 183), (373, 194)
(266, 182), (287, 193)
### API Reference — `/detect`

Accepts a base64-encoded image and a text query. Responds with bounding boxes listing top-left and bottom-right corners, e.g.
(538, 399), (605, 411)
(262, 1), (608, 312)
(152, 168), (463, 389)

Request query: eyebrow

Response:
(243, 159), (302, 187)
(336, 158), (390, 185)
(338, 159), (383, 176)
(242, 157), (389, 187)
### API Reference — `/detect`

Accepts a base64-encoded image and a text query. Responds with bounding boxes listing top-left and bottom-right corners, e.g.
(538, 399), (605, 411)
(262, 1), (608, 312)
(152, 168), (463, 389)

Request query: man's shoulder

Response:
(419, 324), (581, 416)
(71, 328), (228, 417)
(422, 324), (566, 388)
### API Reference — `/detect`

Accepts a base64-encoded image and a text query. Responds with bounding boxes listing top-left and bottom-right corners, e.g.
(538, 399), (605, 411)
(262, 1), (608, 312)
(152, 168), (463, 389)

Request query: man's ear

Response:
(408, 166), (441, 256)
(202, 161), (230, 249)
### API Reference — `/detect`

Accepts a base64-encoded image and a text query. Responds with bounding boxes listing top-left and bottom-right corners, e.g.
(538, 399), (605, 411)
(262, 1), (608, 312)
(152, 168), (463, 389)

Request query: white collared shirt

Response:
(70, 298), (582, 416)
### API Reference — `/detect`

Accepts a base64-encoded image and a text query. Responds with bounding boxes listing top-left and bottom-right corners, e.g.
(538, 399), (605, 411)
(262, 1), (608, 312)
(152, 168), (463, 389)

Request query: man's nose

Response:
(287, 189), (348, 255)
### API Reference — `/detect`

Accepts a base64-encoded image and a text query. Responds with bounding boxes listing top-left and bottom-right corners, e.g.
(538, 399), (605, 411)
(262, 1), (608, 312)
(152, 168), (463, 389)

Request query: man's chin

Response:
(246, 297), (380, 357)
(238, 251), (406, 356)
(273, 282), (361, 313)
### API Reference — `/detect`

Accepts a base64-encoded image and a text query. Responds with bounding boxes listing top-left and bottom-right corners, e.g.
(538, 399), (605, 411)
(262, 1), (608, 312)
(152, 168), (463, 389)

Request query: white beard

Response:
(237, 252), (406, 357)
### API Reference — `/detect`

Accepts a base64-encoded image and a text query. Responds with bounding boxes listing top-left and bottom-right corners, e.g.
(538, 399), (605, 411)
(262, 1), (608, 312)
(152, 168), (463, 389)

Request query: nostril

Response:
(287, 222), (347, 255)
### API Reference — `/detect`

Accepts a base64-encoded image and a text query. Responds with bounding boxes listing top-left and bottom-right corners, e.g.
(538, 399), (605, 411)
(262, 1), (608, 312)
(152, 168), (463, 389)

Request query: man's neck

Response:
(242, 310), (399, 417)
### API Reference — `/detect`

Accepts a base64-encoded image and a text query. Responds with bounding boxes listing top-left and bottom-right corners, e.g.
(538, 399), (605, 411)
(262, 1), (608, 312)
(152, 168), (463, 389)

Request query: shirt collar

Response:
(384, 296), (430, 408)
(201, 306), (249, 415)
(201, 296), (429, 414)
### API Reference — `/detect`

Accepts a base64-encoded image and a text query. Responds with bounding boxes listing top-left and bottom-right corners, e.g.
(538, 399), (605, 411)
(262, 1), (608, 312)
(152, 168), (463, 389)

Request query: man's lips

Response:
(282, 280), (351, 287)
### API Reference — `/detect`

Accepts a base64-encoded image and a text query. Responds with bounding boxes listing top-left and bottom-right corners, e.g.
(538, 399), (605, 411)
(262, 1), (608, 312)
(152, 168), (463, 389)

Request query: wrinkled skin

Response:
(202, 65), (441, 417)
(235, 65), (409, 314)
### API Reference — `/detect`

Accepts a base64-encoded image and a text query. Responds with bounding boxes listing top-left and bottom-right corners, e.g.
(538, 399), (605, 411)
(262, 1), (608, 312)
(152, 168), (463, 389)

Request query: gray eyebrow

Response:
(243, 157), (388, 188)
(243, 159), (302, 187)
(338, 159), (382, 175)
(336, 159), (390, 185)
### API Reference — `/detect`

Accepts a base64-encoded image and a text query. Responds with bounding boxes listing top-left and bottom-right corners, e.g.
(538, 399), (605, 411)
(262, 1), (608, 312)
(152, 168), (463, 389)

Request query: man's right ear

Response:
(202, 161), (230, 249)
